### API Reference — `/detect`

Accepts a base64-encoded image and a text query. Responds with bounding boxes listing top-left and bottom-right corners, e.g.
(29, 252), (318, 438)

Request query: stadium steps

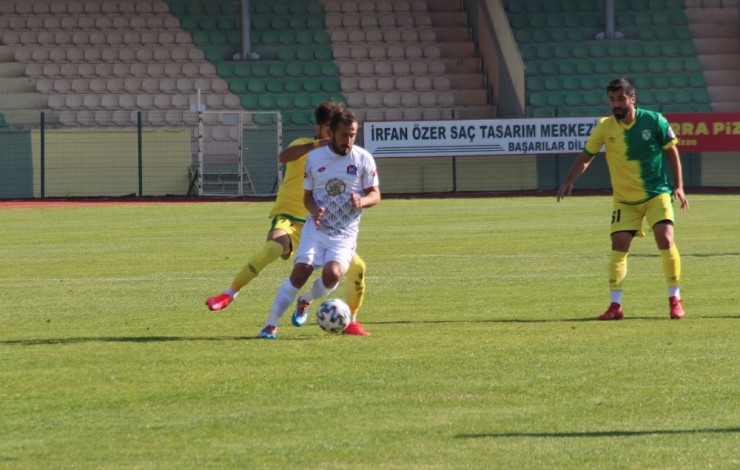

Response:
(685, 2), (740, 111)
(0, 45), (47, 118)
(506, 0), (714, 116)
(325, 0), (494, 120)
(420, 1), (495, 119)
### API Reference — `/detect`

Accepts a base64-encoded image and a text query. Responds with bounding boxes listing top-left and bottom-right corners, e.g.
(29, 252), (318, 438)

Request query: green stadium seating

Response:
(258, 95), (276, 109)
(247, 79), (266, 94)
(283, 79), (302, 94)
(268, 63), (286, 78)
(674, 90), (692, 105)
(575, 61), (594, 75)
(630, 59), (649, 74)
(547, 93), (566, 107)
(293, 95), (312, 109)
(266, 80), (283, 93)
(527, 76), (545, 92)
(275, 95), (292, 109)
(208, 0), (722, 121)
(229, 80), (247, 94)
(241, 95), (259, 109)
(579, 76), (599, 91)
(302, 79), (321, 94)
(565, 92), (583, 106)
(692, 89), (710, 104)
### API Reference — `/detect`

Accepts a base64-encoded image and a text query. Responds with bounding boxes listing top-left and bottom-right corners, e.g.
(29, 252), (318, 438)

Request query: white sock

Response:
(225, 287), (237, 299)
(265, 279), (299, 327)
(668, 286), (680, 299)
(303, 276), (337, 303)
(610, 290), (623, 304)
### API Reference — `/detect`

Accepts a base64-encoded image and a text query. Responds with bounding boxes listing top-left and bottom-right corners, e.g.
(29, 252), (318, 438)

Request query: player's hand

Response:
(674, 188), (689, 211)
(313, 207), (325, 228)
(350, 193), (363, 209)
(556, 183), (573, 202)
(313, 138), (330, 148)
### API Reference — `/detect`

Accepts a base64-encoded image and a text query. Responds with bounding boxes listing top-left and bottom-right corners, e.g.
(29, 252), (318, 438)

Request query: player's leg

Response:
(293, 235), (353, 326)
(259, 222), (316, 338)
(306, 261), (346, 299)
(647, 194), (684, 319)
(343, 254), (370, 335)
(345, 254), (365, 315)
(206, 217), (300, 311)
(600, 202), (642, 320)
(259, 263), (314, 338)
(285, 223), (325, 327)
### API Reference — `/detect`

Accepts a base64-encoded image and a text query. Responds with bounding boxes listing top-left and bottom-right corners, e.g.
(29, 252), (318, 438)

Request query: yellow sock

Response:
(608, 250), (628, 291)
(345, 255), (366, 316)
(230, 240), (283, 292)
(660, 245), (681, 286)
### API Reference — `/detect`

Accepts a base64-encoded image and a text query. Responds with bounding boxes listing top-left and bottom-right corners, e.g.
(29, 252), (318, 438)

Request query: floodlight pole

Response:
(197, 88), (204, 197)
(604, 0), (616, 39)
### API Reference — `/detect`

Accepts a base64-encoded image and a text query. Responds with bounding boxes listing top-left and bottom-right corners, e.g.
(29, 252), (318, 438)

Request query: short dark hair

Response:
(314, 100), (344, 126)
(607, 77), (635, 96)
(330, 107), (357, 131)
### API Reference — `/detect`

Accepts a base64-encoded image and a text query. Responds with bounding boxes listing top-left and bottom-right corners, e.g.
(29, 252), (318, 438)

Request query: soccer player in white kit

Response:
(258, 108), (381, 339)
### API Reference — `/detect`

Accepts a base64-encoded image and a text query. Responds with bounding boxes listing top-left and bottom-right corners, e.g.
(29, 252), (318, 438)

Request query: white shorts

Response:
(294, 222), (356, 270)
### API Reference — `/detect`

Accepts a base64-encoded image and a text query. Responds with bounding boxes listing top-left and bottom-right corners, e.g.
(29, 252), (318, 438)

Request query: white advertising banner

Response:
(363, 117), (601, 158)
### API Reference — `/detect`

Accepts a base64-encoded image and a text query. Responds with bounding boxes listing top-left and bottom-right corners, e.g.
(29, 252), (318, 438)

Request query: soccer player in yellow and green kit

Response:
(556, 77), (689, 320)
(206, 100), (371, 335)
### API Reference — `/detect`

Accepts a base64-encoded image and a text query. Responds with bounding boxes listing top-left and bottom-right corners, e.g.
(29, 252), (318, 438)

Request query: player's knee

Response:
(290, 263), (313, 288)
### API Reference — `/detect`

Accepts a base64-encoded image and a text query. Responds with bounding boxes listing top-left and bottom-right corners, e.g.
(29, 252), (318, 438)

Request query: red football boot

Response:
(669, 296), (685, 319)
(343, 321), (371, 336)
(206, 293), (232, 311)
(598, 302), (624, 320)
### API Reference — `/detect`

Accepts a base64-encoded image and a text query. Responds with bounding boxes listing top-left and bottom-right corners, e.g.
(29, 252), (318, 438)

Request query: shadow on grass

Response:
(371, 315), (740, 324)
(2, 316), (737, 346)
(631, 252), (740, 258)
(457, 427), (740, 439)
(0, 335), (315, 346)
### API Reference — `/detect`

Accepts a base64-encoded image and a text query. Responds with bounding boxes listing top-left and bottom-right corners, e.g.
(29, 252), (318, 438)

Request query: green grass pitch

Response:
(0, 195), (738, 468)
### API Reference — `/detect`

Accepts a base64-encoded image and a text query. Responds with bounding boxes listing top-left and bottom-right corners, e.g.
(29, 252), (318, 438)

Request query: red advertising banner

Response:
(665, 112), (740, 153)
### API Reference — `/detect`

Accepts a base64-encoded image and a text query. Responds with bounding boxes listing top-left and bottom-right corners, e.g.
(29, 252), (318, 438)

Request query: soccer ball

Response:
(316, 298), (351, 334)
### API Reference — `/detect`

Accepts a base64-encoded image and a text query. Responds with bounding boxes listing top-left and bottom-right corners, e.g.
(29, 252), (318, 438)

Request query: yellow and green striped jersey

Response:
(584, 108), (678, 204)
(268, 137), (313, 220)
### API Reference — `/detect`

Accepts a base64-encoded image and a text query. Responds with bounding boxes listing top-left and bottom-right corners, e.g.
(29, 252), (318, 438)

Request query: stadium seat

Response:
(674, 89), (692, 105)
(684, 58), (702, 73)
(528, 92), (547, 107)
(692, 89), (710, 104)
(628, 59), (648, 74)
(656, 90), (673, 105)
(583, 91), (604, 106)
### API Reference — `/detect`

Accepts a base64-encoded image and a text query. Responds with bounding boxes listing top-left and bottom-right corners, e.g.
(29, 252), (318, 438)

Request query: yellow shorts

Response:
(270, 215), (305, 259)
(611, 193), (675, 237)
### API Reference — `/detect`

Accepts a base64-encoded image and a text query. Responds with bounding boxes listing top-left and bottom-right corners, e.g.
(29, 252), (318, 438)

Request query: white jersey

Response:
(303, 145), (379, 238)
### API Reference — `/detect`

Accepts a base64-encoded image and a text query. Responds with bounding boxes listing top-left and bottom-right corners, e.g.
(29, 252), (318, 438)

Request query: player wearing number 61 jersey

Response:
(556, 77), (689, 321)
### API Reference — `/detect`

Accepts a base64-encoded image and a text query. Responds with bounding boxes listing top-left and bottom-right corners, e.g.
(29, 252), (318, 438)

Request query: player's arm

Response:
(278, 139), (329, 164)
(556, 153), (594, 202)
(664, 145), (688, 210)
(351, 186), (381, 209)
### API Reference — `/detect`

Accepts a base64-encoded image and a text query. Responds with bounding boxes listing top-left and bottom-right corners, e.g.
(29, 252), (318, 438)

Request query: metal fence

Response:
(0, 109), (282, 198)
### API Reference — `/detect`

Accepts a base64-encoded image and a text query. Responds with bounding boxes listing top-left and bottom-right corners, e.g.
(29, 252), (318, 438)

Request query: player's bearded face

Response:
(330, 121), (358, 156)
(608, 91), (635, 120)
